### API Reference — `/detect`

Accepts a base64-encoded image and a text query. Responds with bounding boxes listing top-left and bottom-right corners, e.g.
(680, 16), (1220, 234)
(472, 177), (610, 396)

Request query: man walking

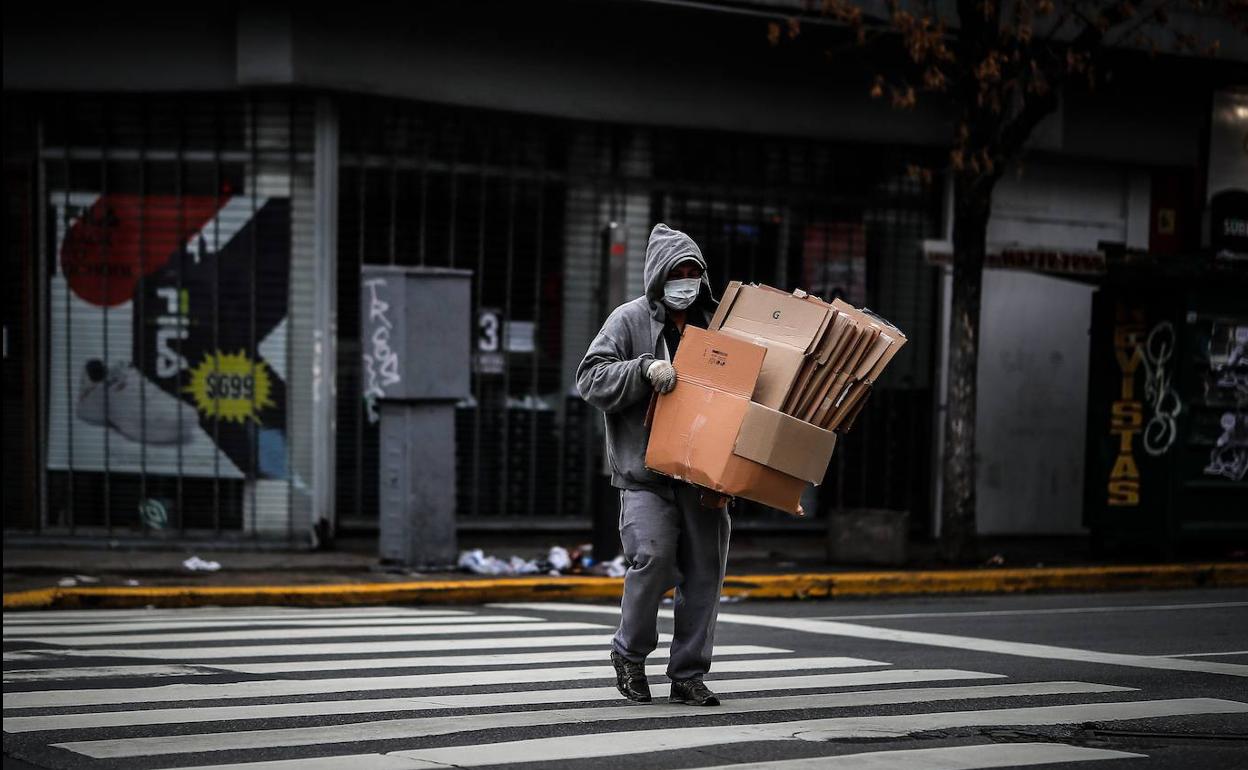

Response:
(576, 223), (730, 707)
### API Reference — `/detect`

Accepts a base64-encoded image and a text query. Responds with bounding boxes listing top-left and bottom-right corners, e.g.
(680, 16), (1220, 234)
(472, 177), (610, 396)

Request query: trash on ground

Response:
(546, 546), (572, 572)
(57, 577), (77, 587)
(124, 579), (141, 586)
(457, 544), (625, 577)
(74, 574), (100, 584)
(182, 555), (222, 572)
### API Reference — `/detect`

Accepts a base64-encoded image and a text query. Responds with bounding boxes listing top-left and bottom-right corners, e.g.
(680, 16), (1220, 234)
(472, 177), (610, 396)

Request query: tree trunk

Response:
(940, 176), (992, 562)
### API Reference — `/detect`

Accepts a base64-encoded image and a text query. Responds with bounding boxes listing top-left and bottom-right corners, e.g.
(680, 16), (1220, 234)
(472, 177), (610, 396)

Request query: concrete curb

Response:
(5, 562), (1246, 611)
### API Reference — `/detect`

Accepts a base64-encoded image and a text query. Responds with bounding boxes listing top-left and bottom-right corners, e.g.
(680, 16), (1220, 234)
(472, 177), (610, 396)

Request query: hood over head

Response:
(643, 223), (713, 318)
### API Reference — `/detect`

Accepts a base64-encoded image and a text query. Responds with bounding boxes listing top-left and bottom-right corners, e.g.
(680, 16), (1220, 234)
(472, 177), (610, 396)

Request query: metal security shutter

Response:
(22, 93), (312, 540)
(333, 96), (943, 534)
(336, 99), (575, 528)
(647, 131), (942, 529)
(2, 98), (40, 529)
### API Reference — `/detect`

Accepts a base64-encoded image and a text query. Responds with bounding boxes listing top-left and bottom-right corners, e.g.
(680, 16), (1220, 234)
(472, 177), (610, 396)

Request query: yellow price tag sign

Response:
(184, 350), (276, 424)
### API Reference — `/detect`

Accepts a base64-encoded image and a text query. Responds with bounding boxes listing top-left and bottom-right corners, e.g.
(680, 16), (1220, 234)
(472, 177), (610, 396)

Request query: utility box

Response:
(360, 266), (471, 401)
(361, 266), (472, 569)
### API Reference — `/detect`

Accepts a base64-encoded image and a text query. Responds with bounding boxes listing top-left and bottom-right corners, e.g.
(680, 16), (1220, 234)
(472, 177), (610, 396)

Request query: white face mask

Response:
(662, 277), (701, 311)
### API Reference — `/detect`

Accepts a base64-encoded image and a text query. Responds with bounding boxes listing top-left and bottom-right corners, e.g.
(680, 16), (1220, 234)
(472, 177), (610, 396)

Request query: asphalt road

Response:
(4, 588), (1247, 769)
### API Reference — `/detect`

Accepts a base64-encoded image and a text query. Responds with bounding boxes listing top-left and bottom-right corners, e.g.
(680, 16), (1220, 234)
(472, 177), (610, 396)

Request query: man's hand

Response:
(646, 360), (677, 394)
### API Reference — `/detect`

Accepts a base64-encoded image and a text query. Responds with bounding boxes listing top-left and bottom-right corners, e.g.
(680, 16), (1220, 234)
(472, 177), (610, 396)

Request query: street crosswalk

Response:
(4, 604), (1247, 770)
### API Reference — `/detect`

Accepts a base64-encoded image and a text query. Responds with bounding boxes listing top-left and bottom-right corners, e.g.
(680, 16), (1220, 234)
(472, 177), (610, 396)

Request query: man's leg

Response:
(612, 487), (681, 664)
(666, 485), (731, 681)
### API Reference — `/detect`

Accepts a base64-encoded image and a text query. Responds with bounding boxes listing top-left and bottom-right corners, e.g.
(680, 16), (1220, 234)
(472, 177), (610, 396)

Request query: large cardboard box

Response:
(708, 282), (836, 410)
(644, 327), (837, 513)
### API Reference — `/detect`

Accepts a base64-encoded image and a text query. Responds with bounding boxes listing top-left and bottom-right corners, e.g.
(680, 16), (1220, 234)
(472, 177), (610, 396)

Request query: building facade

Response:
(4, 1), (1243, 547)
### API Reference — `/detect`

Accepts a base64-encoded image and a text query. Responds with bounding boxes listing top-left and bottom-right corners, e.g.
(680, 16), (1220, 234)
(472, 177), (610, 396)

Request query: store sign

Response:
(1106, 303), (1145, 506)
(47, 192), (291, 480)
(925, 247), (1105, 276)
(1210, 189), (1248, 257)
(1207, 88), (1248, 259)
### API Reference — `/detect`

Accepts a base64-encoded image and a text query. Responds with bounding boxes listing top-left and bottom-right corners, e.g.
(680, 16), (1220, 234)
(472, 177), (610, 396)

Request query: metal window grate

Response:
(2, 93), (313, 541)
(334, 97), (942, 532)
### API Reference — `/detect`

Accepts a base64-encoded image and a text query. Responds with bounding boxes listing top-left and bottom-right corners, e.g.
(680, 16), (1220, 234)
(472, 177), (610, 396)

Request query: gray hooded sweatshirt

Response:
(576, 223), (716, 491)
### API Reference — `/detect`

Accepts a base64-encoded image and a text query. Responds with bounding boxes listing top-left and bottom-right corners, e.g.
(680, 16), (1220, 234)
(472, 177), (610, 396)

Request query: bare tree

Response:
(771, 0), (1245, 560)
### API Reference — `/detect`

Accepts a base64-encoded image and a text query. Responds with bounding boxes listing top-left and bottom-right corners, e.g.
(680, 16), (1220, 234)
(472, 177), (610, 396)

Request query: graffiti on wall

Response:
(361, 277), (401, 424)
(1202, 323), (1248, 482)
(1141, 321), (1182, 457)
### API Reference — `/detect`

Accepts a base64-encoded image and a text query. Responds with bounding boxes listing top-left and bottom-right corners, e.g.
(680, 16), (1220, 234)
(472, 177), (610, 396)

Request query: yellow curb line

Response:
(5, 563), (1246, 611)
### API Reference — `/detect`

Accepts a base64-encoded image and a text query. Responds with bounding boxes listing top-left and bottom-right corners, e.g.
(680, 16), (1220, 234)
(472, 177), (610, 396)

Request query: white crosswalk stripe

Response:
(1, 670), (1001, 732)
(664, 744), (1145, 770)
(4, 614), (543, 636)
(4, 656), (888, 708)
(1, 608), (468, 627)
(3, 644), (789, 682)
(5, 604), (1245, 770)
(3, 633), (647, 661)
(54, 682), (1133, 758)
(3, 619), (608, 646)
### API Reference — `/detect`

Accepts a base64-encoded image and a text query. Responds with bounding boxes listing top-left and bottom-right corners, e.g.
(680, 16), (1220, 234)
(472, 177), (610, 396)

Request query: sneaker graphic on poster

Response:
(77, 359), (198, 445)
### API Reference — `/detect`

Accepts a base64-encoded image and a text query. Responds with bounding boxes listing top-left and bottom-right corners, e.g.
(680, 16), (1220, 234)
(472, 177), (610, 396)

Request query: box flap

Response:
(708, 281), (742, 330)
(673, 326), (765, 398)
(813, 311), (847, 365)
(719, 285), (831, 353)
(865, 331), (905, 381)
(733, 402), (838, 484)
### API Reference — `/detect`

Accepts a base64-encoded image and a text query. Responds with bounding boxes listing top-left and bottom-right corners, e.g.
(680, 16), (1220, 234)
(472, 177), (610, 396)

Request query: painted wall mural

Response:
(1201, 321), (1248, 482)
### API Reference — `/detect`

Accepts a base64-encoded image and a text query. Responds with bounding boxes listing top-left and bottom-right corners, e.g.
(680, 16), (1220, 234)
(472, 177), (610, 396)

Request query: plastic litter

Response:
(457, 549), (509, 575)
(546, 546), (572, 572)
(57, 577), (77, 587)
(123, 579), (141, 586)
(182, 555), (222, 572)
(457, 545), (624, 577)
(74, 574), (100, 584)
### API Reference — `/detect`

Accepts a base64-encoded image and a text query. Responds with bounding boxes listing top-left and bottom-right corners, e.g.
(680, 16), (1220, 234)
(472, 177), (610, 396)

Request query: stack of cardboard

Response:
(644, 282), (906, 514)
(712, 281), (907, 433)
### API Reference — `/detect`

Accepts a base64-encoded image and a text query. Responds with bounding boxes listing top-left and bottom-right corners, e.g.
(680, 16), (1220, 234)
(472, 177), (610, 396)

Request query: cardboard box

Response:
(644, 327), (837, 513)
(709, 282), (836, 410)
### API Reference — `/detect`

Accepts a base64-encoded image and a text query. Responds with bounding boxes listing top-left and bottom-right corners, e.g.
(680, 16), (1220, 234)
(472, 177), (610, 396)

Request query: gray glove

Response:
(646, 359), (677, 394)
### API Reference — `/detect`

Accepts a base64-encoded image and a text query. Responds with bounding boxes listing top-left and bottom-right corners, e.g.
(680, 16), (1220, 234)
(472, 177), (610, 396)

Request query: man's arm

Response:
(576, 327), (655, 415)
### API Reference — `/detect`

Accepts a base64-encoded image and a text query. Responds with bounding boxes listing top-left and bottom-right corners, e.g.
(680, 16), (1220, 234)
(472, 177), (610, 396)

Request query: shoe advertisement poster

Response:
(46, 191), (291, 480)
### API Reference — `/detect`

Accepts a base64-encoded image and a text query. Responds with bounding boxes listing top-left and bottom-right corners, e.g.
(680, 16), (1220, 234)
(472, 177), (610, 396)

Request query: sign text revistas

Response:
(1108, 303), (1145, 506)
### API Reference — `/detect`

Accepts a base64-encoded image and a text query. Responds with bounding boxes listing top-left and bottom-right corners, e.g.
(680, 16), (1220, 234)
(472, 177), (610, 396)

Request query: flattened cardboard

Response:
(734, 403), (837, 483)
(813, 327), (880, 426)
(713, 283), (835, 411)
(782, 310), (846, 413)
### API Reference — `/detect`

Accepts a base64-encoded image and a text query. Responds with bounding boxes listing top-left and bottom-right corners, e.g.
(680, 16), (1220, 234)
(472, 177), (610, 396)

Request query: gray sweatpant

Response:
(611, 485), (731, 680)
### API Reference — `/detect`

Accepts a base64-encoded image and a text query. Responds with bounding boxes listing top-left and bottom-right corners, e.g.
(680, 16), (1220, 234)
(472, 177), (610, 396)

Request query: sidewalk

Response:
(5, 535), (1246, 610)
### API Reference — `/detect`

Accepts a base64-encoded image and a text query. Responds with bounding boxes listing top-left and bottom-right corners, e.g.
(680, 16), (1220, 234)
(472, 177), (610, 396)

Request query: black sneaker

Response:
(610, 650), (652, 703)
(669, 676), (720, 706)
